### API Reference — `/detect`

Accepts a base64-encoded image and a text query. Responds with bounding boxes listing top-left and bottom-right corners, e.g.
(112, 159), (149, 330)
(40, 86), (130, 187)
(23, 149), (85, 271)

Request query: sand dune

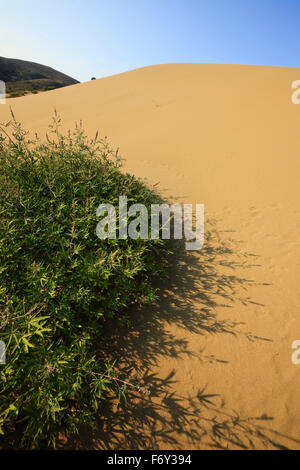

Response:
(1, 63), (300, 449)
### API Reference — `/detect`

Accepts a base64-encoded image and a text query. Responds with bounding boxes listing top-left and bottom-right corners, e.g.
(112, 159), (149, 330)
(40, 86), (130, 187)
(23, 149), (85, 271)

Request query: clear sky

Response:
(0, 0), (299, 82)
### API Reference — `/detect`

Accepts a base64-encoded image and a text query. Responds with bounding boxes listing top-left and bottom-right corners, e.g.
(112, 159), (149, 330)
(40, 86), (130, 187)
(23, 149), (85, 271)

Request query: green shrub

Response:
(8, 91), (26, 98)
(42, 86), (56, 92)
(0, 112), (170, 448)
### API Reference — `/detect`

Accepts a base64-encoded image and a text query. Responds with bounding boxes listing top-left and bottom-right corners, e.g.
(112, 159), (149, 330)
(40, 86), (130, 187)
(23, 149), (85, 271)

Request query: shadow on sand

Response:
(61, 219), (300, 450)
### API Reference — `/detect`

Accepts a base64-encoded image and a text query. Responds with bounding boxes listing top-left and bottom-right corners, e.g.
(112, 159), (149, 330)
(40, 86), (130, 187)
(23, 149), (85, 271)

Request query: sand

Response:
(1, 63), (300, 449)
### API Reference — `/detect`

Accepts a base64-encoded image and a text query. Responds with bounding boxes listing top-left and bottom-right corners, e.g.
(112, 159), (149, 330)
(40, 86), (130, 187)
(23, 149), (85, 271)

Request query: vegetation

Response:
(7, 90), (26, 98)
(7, 84), (59, 98)
(0, 112), (171, 448)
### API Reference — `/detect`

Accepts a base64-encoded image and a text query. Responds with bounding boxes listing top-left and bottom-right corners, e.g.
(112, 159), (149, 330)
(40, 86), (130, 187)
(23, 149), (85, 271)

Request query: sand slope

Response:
(1, 64), (300, 449)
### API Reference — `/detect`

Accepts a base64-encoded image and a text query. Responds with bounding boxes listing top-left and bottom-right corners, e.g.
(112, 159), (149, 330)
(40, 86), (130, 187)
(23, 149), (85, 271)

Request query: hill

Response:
(0, 56), (79, 97)
(1, 63), (300, 449)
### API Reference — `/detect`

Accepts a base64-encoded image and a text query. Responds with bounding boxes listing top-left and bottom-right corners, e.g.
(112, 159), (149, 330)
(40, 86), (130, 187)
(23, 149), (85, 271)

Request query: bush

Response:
(0, 112), (170, 448)
(42, 86), (56, 92)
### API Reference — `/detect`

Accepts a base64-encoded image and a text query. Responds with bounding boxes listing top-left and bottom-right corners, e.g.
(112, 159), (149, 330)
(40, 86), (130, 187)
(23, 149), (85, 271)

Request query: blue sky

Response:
(0, 0), (299, 82)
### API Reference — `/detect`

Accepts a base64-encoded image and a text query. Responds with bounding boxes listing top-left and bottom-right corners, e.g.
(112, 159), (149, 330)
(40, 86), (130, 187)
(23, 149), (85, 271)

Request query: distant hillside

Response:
(0, 56), (79, 97)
